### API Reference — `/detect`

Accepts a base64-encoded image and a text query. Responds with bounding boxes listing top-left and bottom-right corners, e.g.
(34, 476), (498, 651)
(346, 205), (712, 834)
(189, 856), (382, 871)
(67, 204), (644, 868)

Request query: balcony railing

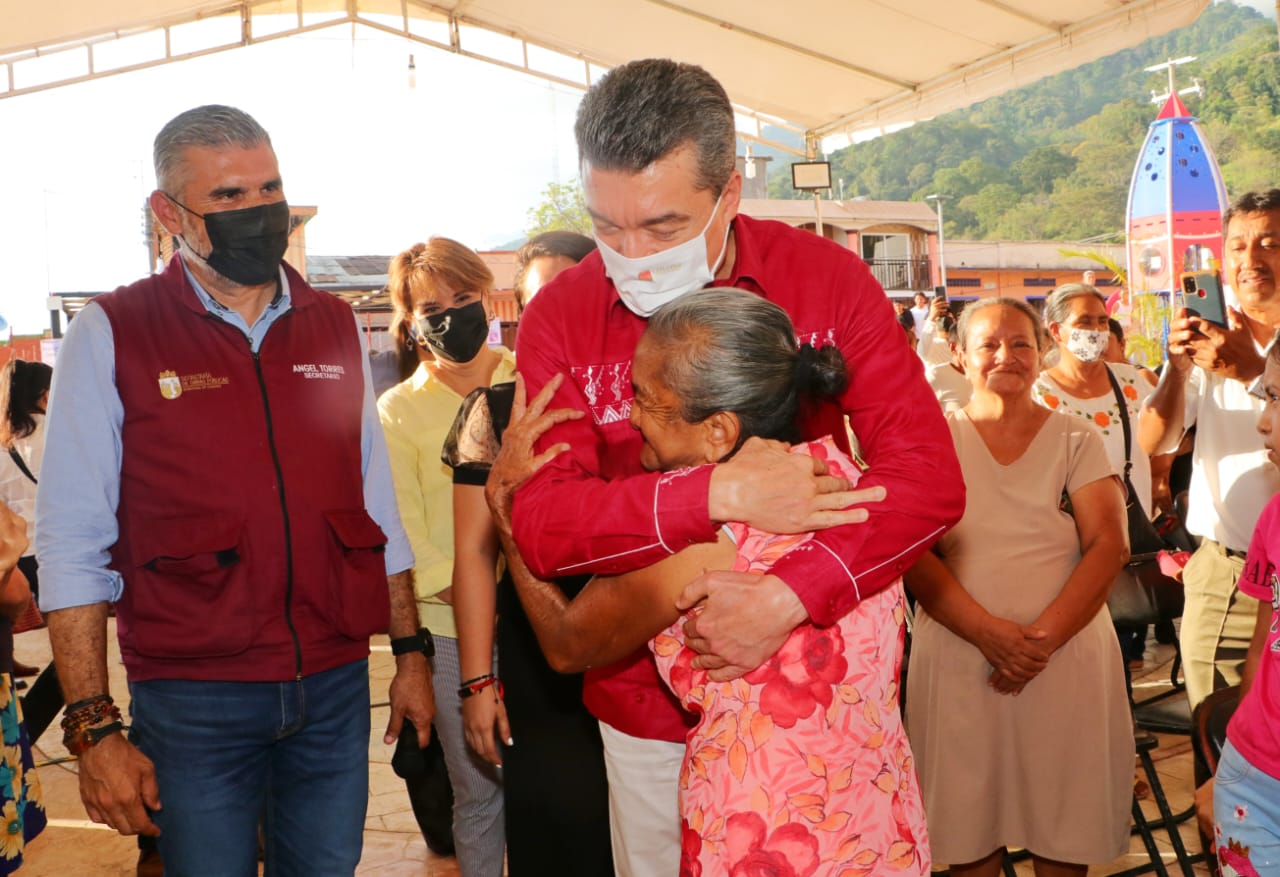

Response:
(866, 258), (933, 292)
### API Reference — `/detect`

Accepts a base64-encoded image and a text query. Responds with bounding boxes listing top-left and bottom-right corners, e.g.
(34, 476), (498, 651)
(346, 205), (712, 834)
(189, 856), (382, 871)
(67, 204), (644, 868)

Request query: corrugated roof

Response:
(0, 0), (1210, 149)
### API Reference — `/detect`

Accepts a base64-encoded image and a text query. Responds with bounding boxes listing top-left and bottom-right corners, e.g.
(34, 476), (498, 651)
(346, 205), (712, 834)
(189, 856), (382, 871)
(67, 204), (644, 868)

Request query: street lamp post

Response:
(926, 194), (951, 295)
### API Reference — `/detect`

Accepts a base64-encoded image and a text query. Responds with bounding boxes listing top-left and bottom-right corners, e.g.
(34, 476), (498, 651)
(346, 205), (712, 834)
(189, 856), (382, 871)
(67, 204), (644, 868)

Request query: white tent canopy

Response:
(0, 0), (1210, 153)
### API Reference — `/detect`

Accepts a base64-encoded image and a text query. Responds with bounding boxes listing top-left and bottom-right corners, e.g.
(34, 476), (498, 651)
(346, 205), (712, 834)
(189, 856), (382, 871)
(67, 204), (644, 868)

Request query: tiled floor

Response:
(14, 624), (1210, 876)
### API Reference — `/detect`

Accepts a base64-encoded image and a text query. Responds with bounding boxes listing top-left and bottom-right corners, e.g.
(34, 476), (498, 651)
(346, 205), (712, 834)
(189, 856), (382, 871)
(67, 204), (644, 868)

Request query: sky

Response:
(0, 26), (585, 335)
(0, 1), (1274, 336)
(1235, 0), (1276, 15)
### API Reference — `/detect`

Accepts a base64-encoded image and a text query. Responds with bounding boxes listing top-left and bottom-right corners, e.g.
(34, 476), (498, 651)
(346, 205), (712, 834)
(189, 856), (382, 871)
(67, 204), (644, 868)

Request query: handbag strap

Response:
(1102, 365), (1142, 501)
(7, 447), (36, 485)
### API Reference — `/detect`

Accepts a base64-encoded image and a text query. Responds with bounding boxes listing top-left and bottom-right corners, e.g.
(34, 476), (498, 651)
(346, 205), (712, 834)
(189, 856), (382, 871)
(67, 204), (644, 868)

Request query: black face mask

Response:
(413, 301), (490, 363)
(167, 195), (290, 286)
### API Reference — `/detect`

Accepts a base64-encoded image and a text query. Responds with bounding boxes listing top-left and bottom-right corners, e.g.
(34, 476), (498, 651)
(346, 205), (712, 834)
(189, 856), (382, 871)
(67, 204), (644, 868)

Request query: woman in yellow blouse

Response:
(377, 237), (513, 877)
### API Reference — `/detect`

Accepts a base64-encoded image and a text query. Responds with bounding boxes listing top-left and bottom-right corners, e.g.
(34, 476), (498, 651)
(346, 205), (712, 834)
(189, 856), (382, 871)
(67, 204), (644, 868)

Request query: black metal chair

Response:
(1109, 496), (1209, 876)
(1190, 685), (1241, 877)
(1119, 648), (1209, 876)
(1111, 730), (1207, 877)
(1192, 685), (1240, 775)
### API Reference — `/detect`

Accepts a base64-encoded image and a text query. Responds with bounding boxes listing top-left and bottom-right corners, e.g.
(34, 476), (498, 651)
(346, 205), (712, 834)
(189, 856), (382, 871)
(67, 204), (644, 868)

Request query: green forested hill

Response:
(766, 3), (1279, 241)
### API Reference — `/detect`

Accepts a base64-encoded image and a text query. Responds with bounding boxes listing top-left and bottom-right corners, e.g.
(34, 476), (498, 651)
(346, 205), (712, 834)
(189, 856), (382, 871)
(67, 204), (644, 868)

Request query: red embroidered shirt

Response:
(513, 215), (964, 740)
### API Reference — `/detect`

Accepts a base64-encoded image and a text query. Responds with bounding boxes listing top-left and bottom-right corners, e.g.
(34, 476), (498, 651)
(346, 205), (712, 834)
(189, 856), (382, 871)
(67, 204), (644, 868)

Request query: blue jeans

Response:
(129, 659), (371, 877)
(1212, 739), (1280, 875)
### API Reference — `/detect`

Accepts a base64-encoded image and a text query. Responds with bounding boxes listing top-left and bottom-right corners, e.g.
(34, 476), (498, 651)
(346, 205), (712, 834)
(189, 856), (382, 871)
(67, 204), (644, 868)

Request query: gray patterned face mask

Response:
(1064, 327), (1110, 363)
(413, 301), (489, 363)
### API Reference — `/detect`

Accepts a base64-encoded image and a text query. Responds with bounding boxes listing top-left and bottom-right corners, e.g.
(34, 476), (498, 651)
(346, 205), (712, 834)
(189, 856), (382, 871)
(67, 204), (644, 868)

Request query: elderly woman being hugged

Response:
(904, 297), (1133, 877)
(480, 288), (928, 877)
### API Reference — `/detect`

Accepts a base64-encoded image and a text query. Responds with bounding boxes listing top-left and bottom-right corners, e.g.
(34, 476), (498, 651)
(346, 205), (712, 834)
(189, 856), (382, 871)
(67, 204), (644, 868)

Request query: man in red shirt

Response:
(512, 59), (964, 876)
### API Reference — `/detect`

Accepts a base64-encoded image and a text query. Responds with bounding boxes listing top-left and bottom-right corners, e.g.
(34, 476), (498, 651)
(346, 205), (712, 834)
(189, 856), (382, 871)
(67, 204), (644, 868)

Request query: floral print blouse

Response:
(651, 438), (929, 877)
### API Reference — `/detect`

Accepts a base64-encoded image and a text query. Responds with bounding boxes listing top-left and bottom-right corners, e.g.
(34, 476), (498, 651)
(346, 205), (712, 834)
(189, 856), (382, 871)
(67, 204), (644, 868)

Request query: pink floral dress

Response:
(651, 438), (929, 877)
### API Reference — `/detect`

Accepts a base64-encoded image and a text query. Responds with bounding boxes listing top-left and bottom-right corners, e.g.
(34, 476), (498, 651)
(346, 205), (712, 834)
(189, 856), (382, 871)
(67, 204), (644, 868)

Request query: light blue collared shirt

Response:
(35, 259), (414, 612)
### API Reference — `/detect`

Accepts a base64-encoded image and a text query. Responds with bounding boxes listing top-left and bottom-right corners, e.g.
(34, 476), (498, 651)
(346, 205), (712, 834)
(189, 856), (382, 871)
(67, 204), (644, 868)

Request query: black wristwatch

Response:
(390, 627), (435, 658)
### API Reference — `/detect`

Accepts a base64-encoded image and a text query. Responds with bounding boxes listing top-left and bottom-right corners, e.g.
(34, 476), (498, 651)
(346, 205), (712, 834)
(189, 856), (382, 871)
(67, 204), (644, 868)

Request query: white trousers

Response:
(598, 721), (684, 877)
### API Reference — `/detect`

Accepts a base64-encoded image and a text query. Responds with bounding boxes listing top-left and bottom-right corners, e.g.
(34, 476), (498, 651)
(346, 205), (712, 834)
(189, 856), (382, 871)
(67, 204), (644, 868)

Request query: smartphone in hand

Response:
(1179, 270), (1228, 329)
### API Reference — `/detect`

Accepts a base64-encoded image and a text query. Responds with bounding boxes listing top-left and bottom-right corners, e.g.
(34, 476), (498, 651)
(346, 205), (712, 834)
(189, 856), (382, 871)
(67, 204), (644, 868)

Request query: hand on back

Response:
(709, 437), (885, 534)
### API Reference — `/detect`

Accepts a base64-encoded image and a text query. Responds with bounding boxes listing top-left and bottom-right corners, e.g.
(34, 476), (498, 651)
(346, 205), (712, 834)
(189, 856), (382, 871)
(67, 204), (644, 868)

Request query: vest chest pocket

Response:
(322, 509), (391, 639)
(126, 513), (259, 659)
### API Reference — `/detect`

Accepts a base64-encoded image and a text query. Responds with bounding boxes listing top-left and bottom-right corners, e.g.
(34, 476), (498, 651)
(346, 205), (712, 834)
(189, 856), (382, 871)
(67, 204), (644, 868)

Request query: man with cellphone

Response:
(917, 291), (955, 367)
(1138, 188), (1280, 709)
(908, 291), (931, 340)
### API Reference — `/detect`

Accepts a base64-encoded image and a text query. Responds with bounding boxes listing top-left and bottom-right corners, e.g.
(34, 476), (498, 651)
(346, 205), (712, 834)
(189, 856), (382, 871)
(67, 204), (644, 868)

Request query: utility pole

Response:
(926, 194), (951, 294)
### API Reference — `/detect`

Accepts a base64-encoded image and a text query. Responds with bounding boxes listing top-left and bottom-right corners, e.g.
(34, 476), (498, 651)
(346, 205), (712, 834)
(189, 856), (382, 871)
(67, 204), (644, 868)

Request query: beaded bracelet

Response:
(457, 674), (503, 700)
(64, 693), (114, 717)
(61, 692), (124, 755)
(61, 709), (121, 740)
(61, 698), (121, 736)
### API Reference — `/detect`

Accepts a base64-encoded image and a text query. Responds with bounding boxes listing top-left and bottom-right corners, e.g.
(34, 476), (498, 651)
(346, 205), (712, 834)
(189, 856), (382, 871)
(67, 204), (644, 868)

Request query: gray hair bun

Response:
(795, 342), (849, 402)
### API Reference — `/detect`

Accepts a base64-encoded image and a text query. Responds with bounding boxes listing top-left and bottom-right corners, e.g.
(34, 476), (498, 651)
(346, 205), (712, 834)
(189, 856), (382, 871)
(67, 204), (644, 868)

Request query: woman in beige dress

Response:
(904, 297), (1134, 877)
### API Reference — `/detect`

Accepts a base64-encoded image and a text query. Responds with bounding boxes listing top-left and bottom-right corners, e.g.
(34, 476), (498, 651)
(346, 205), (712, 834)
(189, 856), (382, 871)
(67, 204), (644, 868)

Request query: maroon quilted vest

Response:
(96, 256), (389, 682)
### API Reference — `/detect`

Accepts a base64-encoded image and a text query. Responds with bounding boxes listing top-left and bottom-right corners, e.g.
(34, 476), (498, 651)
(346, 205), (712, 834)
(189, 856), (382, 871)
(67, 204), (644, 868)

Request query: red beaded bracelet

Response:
(457, 675), (503, 699)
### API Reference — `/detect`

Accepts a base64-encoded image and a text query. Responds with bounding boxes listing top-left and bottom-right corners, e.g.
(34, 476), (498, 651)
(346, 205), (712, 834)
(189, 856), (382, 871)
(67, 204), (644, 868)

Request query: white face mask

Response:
(594, 192), (732, 317)
(1064, 327), (1110, 363)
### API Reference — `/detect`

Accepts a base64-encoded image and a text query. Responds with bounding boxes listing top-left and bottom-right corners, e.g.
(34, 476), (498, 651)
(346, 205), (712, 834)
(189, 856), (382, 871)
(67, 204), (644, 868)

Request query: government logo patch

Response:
(158, 370), (182, 400)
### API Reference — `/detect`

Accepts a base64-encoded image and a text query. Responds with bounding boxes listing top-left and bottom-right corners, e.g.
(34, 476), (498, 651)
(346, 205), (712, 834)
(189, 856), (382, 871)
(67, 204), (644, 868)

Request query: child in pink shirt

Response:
(1207, 340), (1280, 876)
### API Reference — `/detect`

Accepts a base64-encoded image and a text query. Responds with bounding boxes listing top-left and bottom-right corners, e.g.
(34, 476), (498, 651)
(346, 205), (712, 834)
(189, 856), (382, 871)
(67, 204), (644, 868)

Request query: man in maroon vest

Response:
(36, 105), (433, 875)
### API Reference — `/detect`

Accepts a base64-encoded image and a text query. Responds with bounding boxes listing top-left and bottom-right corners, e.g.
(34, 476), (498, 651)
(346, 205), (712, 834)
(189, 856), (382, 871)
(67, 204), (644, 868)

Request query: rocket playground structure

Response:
(1123, 79), (1229, 368)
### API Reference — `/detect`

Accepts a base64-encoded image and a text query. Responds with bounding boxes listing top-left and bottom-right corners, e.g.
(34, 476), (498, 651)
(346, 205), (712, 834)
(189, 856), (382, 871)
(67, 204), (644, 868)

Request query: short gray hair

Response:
(956, 297), (1044, 351)
(643, 288), (847, 445)
(154, 105), (272, 194)
(1043, 282), (1107, 326)
(575, 59), (736, 195)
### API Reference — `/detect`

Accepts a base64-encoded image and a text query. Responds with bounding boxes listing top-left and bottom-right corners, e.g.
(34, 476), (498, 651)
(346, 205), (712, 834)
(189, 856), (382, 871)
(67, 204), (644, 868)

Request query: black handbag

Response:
(1103, 366), (1184, 624)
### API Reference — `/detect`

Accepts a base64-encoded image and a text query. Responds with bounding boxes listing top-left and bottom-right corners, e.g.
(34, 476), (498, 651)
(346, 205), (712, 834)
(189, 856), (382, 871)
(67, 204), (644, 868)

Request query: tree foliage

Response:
(767, 2), (1275, 241)
(525, 181), (591, 237)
